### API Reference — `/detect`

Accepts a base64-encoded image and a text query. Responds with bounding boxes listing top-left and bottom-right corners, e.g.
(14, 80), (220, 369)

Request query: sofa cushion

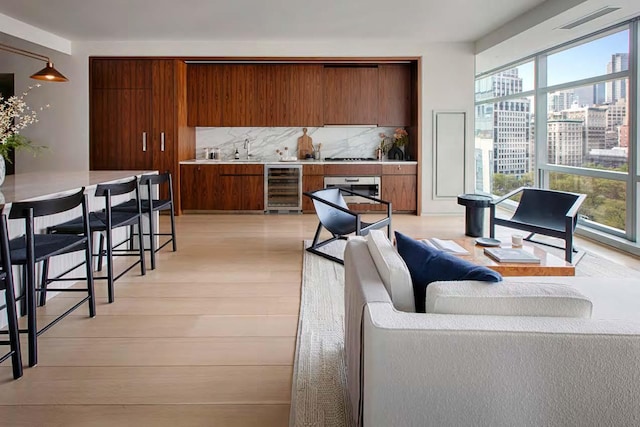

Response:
(366, 230), (415, 312)
(395, 231), (502, 312)
(425, 280), (593, 318)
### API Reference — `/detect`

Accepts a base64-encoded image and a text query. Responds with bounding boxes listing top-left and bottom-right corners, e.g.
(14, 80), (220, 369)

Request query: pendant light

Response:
(0, 42), (68, 82)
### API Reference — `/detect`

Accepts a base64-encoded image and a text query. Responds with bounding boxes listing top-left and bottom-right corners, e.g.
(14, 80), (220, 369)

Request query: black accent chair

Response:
(43, 178), (146, 304)
(113, 172), (176, 270)
(8, 189), (96, 367)
(0, 214), (22, 379)
(304, 188), (392, 265)
(489, 187), (587, 263)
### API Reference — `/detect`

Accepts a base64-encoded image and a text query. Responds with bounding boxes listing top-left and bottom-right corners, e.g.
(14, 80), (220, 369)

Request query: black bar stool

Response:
(43, 177), (146, 304)
(8, 188), (95, 367)
(0, 213), (23, 379)
(114, 172), (176, 270)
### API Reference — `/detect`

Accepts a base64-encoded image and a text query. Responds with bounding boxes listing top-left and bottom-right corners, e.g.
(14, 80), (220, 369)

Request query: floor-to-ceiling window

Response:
(475, 20), (637, 244)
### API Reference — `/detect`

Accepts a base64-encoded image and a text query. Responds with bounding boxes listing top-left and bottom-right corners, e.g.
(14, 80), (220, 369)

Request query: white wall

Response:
(2, 37), (475, 215)
(0, 35), (85, 173)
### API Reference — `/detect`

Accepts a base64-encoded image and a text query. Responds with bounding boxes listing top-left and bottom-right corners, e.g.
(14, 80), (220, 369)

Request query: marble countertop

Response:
(180, 159), (417, 165)
(0, 170), (155, 205)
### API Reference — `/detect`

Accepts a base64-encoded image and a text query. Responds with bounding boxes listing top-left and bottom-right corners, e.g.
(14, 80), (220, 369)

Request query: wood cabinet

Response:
(90, 58), (196, 213)
(302, 164), (324, 213)
(324, 163), (382, 176)
(188, 64), (323, 127)
(382, 164), (417, 212)
(187, 64), (223, 126)
(218, 164), (264, 210)
(91, 59), (151, 89)
(180, 164), (264, 211)
(323, 66), (378, 125)
(378, 64), (412, 127)
(255, 64), (323, 126)
(180, 164), (218, 210)
(187, 62), (412, 127)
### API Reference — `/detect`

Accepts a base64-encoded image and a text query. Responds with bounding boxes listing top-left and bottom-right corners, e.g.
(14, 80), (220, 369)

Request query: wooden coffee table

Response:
(452, 238), (575, 276)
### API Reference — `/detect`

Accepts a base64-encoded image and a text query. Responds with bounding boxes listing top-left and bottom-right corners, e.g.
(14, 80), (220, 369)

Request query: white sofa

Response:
(344, 231), (640, 427)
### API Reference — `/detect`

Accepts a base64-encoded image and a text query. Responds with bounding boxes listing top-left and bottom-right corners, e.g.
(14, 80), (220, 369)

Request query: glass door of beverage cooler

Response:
(265, 164), (302, 212)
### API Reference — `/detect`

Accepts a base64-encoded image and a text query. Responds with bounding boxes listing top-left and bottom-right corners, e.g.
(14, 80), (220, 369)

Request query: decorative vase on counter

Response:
(0, 156), (5, 186)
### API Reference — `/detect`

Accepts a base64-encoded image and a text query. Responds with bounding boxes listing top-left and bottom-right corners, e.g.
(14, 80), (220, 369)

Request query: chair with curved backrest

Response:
(43, 177), (146, 304)
(489, 187), (586, 263)
(9, 188), (96, 367)
(0, 213), (22, 379)
(304, 187), (392, 264)
(113, 172), (176, 270)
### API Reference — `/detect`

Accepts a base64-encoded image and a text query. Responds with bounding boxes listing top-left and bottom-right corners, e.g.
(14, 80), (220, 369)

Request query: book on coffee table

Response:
(483, 247), (541, 264)
(421, 238), (469, 255)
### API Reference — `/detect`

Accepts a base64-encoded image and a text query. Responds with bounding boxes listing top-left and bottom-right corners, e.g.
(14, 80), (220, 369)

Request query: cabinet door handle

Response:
(142, 132), (147, 152)
(161, 132), (165, 152)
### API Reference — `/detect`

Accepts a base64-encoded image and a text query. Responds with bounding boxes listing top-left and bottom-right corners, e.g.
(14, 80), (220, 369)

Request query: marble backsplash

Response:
(195, 127), (399, 161)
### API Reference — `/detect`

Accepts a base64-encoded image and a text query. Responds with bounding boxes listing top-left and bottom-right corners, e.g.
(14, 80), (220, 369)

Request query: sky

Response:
(517, 29), (629, 89)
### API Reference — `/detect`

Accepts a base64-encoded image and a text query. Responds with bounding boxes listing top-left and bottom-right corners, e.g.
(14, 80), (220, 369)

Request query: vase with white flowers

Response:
(0, 84), (47, 185)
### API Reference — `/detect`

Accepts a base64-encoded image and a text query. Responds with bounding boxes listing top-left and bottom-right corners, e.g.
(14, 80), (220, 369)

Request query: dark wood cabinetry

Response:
(382, 164), (417, 212)
(180, 164), (264, 211)
(90, 58), (196, 213)
(187, 62), (412, 127)
(188, 64), (323, 127)
(218, 164), (264, 210)
(222, 65), (258, 127)
(378, 64), (412, 127)
(187, 64), (223, 126)
(302, 164), (325, 213)
(255, 65), (323, 126)
(91, 59), (151, 89)
(323, 66), (378, 125)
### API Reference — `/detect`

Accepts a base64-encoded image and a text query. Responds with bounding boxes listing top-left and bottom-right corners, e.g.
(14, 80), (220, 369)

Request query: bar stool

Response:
(0, 213), (22, 379)
(8, 188), (95, 367)
(114, 172), (176, 270)
(43, 177), (146, 304)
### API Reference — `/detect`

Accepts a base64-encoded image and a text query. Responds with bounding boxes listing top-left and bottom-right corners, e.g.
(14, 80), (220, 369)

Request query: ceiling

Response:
(0, 0), (547, 43)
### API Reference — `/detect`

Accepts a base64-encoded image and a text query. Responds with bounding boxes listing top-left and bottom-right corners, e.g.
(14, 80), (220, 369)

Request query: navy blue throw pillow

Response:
(395, 231), (502, 313)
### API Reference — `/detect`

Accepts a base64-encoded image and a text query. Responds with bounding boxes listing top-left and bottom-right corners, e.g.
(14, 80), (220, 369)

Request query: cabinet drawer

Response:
(217, 164), (264, 175)
(382, 163), (417, 175)
(303, 164), (324, 175)
(324, 164), (382, 176)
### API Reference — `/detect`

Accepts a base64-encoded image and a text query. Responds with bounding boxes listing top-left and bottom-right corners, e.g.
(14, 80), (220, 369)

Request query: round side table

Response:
(457, 194), (493, 237)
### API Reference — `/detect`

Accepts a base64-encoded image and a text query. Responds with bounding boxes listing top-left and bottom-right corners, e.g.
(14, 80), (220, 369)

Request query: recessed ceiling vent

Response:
(559, 7), (620, 30)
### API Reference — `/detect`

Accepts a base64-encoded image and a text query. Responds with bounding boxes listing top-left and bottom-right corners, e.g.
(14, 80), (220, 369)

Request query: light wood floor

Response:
(1, 213), (639, 426)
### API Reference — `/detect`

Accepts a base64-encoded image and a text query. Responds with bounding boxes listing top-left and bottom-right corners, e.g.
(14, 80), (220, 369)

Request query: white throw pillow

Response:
(425, 280), (593, 318)
(366, 229), (415, 312)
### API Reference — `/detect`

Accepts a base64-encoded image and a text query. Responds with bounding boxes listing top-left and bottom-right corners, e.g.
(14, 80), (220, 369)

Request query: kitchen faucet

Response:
(244, 139), (252, 160)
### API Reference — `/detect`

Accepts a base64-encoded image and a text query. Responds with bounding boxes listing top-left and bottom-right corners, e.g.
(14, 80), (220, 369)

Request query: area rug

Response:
(289, 239), (640, 427)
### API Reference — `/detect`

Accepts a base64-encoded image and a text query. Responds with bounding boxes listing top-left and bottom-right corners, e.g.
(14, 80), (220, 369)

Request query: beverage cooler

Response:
(264, 164), (302, 213)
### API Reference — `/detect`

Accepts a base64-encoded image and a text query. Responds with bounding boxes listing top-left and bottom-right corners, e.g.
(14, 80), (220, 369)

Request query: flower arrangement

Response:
(379, 128), (409, 155)
(0, 84), (47, 161)
(393, 128), (408, 147)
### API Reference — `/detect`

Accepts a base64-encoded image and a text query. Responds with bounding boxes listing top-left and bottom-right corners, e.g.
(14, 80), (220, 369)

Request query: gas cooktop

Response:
(324, 157), (377, 161)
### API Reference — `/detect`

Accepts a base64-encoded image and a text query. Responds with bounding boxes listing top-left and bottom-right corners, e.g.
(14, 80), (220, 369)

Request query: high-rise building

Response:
(606, 99), (627, 148)
(549, 90), (576, 112)
(560, 105), (607, 154)
(475, 69), (531, 177)
(605, 53), (628, 103)
(547, 119), (584, 167)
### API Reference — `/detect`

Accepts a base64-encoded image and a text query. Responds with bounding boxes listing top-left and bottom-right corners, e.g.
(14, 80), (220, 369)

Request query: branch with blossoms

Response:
(378, 133), (394, 154)
(0, 84), (48, 161)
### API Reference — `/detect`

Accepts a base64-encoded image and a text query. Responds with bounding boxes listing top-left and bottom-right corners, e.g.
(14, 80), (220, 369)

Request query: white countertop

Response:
(0, 170), (155, 205)
(180, 159), (417, 165)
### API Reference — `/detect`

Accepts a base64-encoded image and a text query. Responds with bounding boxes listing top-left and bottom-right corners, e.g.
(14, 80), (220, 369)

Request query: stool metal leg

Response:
(149, 210), (157, 270)
(170, 204), (177, 252)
